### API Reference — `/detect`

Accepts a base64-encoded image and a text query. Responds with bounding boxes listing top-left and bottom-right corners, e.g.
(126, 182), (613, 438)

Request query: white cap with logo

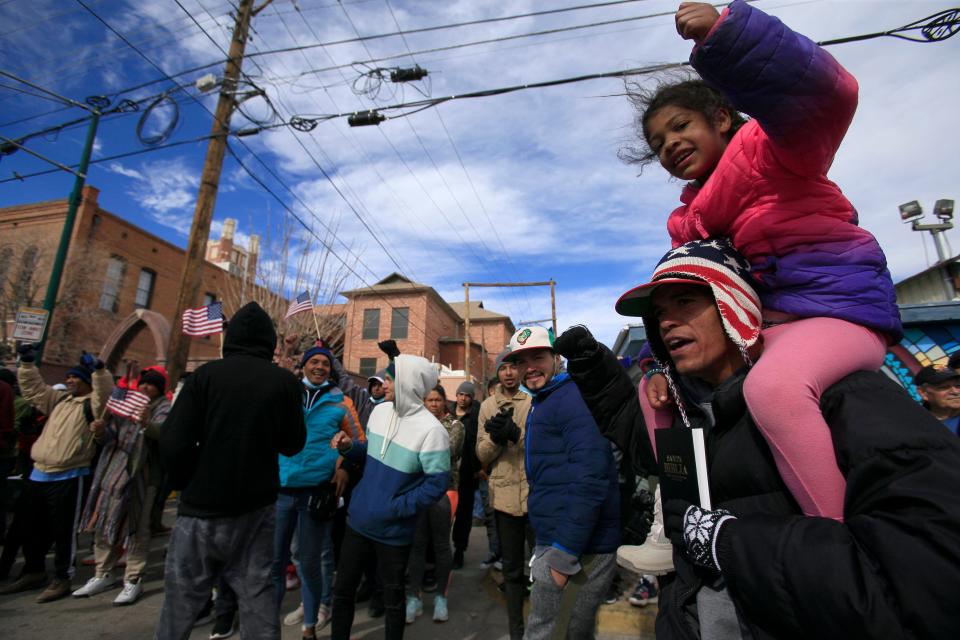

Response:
(505, 326), (555, 361)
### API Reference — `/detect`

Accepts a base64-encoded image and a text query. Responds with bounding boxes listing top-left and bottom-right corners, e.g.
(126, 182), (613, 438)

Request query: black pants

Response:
(331, 526), (410, 640)
(496, 511), (536, 640)
(451, 478), (477, 553)
(22, 476), (87, 579)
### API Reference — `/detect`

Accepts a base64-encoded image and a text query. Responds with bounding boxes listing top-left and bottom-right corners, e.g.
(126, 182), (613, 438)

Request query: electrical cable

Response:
(136, 90), (181, 145)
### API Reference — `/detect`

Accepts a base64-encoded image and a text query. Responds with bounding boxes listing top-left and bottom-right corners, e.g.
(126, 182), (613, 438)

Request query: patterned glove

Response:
(663, 499), (735, 573)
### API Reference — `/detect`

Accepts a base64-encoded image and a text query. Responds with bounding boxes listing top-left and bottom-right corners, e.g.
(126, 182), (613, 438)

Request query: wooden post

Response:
(550, 280), (557, 337)
(166, 0), (259, 385)
(464, 283), (471, 382)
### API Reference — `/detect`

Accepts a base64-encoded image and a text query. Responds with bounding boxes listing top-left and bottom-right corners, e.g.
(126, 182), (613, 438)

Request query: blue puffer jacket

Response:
(524, 374), (620, 556)
(279, 383), (347, 488)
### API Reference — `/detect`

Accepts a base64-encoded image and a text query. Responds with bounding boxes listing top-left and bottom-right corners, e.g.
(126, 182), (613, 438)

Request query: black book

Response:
(656, 427), (711, 509)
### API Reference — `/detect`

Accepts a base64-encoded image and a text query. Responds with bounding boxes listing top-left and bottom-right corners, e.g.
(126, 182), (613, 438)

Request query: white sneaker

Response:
(283, 602), (304, 626)
(113, 579), (142, 606)
(617, 486), (674, 576)
(316, 604), (332, 629)
(72, 574), (117, 597)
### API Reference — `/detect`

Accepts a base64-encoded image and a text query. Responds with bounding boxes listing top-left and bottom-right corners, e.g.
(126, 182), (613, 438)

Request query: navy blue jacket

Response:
(524, 374), (620, 556)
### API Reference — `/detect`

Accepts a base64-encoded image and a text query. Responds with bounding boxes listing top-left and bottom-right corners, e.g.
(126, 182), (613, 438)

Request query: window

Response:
(203, 292), (217, 307)
(99, 256), (126, 312)
(359, 357), (378, 378)
(362, 308), (380, 340)
(134, 268), (156, 309)
(390, 307), (409, 340)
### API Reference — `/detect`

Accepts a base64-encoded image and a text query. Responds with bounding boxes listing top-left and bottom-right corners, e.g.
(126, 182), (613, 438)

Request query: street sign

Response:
(12, 307), (49, 342)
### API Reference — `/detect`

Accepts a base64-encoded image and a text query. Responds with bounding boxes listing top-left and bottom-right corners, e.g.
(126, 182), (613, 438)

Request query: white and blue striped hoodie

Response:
(343, 354), (450, 546)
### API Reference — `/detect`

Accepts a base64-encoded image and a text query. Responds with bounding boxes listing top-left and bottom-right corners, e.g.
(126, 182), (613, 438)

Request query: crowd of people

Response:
(2, 2), (960, 639)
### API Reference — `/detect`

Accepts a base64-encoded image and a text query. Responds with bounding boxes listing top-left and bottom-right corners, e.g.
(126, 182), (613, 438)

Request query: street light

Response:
(901, 199), (954, 263)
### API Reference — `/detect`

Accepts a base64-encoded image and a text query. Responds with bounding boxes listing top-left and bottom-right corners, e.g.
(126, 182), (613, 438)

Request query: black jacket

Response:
(161, 302), (306, 518)
(451, 399), (481, 489)
(569, 345), (960, 639)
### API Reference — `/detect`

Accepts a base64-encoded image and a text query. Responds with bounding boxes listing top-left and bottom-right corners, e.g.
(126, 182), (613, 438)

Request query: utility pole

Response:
(166, 0), (266, 384)
(36, 111), (101, 365)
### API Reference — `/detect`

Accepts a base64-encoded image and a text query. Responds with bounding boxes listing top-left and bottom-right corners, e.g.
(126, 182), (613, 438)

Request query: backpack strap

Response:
(83, 398), (95, 425)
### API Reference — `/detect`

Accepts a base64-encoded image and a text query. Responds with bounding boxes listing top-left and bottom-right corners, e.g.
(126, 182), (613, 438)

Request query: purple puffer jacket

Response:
(666, 0), (902, 342)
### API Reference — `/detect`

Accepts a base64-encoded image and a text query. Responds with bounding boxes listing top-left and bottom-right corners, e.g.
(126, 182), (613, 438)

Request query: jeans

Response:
(496, 511), (536, 639)
(407, 495), (452, 596)
(479, 479), (500, 557)
(154, 505), (277, 640)
(331, 526), (410, 640)
(272, 488), (335, 626)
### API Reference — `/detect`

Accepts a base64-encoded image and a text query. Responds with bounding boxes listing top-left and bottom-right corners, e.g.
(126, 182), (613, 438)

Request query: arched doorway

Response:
(99, 309), (171, 371)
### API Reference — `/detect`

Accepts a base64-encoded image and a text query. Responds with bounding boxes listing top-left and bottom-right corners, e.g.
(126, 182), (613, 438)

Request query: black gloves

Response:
(484, 407), (520, 445)
(663, 499), (736, 573)
(81, 351), (104, 370)
(17, 343), (38, 363)
(554, 325), (599, 360)
(378, 340), (400, 360)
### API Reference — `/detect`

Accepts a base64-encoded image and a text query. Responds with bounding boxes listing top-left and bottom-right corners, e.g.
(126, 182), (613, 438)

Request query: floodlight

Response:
(899, 200), (923, 222)
(934, 199), (955, 221)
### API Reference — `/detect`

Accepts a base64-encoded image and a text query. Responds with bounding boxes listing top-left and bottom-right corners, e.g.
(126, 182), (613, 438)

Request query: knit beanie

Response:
(66, 362), (94, 385)
(494, 349), (512, 372)
(457, 381), (476, 397)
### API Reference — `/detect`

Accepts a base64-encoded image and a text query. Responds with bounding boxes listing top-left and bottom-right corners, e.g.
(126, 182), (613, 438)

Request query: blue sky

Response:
(1, 0), (958, 347)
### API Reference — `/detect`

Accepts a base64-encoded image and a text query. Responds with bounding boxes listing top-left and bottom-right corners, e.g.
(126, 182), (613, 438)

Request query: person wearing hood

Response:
(72, 366), (172, 606)
(505, 327), (620, 640)
(2, 347), (113, 603)
(329, 354), (450, 640)
(560, 239), (960, 639)
(272, 341), (364, 639)
(156, 302), (306, 640)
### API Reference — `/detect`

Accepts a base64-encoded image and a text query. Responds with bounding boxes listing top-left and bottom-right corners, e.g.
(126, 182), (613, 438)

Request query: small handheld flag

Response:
(182, 302), (224, 337)
(105, 387), (151, 420)
(284, 291), (313, 320)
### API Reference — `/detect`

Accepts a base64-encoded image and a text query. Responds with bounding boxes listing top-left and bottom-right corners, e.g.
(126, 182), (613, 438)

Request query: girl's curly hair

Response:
(618, 75), (748, 172)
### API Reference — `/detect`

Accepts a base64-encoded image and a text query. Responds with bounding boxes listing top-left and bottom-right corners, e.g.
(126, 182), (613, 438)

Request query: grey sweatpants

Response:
(524, 551), (616, 640)
(154, 504), (278, 640)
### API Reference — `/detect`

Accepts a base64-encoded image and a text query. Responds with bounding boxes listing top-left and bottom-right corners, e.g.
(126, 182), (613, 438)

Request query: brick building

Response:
(336, 273), (515, 385)
(0, 186), (262, 380)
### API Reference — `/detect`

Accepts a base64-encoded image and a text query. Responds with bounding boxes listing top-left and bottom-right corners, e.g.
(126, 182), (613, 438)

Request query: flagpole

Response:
(311, 304), (322, 342)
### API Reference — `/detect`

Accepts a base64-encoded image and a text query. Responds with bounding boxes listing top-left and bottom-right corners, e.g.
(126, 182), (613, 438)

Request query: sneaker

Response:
(194, 597), (215, 626)
(493, 559), (503, 571)
(0, 571), (47, 594)
(37, 578), (71, 603)
(284, 603), (304, 626)
(617, 486), (674, 576)
(479, 554), (501, 570)
(628, 577), (659, 607)
(72, 574), (116, 598)
(113, 579), (142, 606)
(285, 573), (300, 591)
(603, 581), (620, 605)
(209, 612), (237, 639)
(405, 595), (422, 624)
(316, 603), (332, 629)
(432, 595), (449, 622)
(452, 549), (464, 570)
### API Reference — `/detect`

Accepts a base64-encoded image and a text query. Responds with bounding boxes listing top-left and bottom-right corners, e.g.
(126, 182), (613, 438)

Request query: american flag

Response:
(182, 302), (224, 337)
(105, 387), (151, 420)
(284, 290), (313, 319)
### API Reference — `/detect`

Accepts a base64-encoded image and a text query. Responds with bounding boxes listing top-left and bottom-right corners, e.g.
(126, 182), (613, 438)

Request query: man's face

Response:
(369, 381), (384, 400)
(498, 362), (519, 391)
(513, 348), (557, 392)
(303, 354), (331, 386)
(137, 381), (162, 400)
(650, 283), (744, 386)
(383, 376), (395, 402)
(456, 392), (473, 409)
(65, 374), (90, 397)
(918, 379), (960, 415)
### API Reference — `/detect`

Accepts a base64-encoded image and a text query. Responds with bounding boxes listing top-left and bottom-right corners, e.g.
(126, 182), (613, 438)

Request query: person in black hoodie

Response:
(155, 302), (306, 640)
(558, 241), (960, 640)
